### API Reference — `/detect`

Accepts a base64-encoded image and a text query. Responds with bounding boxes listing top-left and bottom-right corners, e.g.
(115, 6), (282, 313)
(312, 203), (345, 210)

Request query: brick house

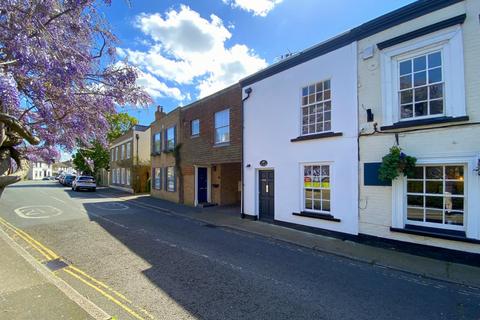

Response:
(150, 107), (182, 203)
(109, 125), (151, 193)
(180, 84), (242, 207)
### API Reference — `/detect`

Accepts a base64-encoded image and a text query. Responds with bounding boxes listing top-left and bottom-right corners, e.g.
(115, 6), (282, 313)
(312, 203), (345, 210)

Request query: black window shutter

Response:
(173, 125), (177, 147)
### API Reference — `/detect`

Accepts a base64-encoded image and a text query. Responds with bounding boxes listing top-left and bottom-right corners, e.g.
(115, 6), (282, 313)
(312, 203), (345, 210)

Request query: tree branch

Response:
(0, 113), (40, 146)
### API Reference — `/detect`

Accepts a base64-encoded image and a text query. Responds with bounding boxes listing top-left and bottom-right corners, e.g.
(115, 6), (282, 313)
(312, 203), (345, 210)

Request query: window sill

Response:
(291, 132), (343, 142)
(293, 211), (341, 222)
(390, 225), (480, 244)
(380, 116), (469, 131)
(191, 135), (200, 139)
(213, 142), (230, 148)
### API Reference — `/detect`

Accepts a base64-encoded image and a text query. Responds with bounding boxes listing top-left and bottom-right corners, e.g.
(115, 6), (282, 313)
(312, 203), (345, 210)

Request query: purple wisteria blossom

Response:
(0, 0), (152, 190)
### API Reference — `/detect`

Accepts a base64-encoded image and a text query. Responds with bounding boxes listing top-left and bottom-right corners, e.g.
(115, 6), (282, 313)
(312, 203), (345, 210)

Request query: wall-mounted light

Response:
(246, 164), (251, 168)
(366, 109), (374, 122)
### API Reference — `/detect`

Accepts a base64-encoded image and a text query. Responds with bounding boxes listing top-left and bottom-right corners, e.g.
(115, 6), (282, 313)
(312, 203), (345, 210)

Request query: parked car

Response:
(72, 176), (96, 191)
(63, 175), (76, 187)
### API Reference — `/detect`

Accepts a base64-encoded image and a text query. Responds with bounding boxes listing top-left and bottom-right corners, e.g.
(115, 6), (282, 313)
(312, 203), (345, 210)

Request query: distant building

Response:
(109, 124), (151, 193)
(27, 162), (52, 180)
(52, 160), (76, 176)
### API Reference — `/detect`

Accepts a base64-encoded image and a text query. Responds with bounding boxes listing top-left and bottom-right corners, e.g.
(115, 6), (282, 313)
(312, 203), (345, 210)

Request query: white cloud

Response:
(121, 5), (267, 99)
(222, 0), (282, 17)
(136, 71), (186, 101)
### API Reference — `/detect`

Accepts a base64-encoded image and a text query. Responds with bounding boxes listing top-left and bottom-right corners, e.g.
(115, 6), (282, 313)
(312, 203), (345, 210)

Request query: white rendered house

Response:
(241, 41), (359, 235)
(28, 161), (52, 180)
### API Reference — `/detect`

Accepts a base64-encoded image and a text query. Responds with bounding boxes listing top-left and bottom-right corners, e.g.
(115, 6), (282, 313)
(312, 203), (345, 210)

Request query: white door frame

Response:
(194, 165), (212, 206)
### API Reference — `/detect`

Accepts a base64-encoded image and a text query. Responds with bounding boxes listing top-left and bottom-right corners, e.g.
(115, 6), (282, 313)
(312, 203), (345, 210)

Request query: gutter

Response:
(240, 87), (252, 219)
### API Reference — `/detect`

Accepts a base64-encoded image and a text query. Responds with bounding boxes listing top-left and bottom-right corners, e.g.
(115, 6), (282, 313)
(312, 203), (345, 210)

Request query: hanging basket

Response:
(378, 146), (417, 182)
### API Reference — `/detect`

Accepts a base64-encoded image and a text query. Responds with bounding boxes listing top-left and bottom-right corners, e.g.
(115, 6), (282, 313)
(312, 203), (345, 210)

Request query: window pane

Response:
(428, 52), (441, 68)
(314, 200), (321, 211)
(451, 197), (464, 211)
(407, 208), (423, 221)
(414, 71), (427, 86)
(215, 110), (229, 128)
(426, 209), (443, 223)
(316, 92), (323, 102)
(413, 56), (426, 71)
(324, 101), (331, 111)
(302, 96), (308, 105)
(305, 189), (312, 199)
(191, 119), (200, 135)
(324, 80), (330, 90)
(400, 75), (412, 89)
(429, 99), (443, 115)
(322, 200), (330, 212)
(302, 87), (308, 96)
(322, 189), (330, 201)
(400, 60), (412, 75)
(407, 180), (423, 193)
(429, 84), (443, 99)
(324, 122), (331, 131)
(304, 166), (312, 176)
(445, 166), (463, 180)
(308, 85), (315, 94)
(400, 104), (413, 119)
(408, 195), (423, 207)
(321, 165), (329, 176)
(445, 211), (463, 226)
(316, 82), (323, 92)
(445, 181), (464, 195)
(305, 198), (312, 210)
(324, 90), (331, 100)
(428, 68), (442, 83)
(215, 126), (230, 144)
(414, 102), (427, 117)
(414, 87), (427, 102)
(426, 181), (443, 194)
(400, 90), (412, 104)
(426, 167), (443, 179)
(426, 196), (443, 209)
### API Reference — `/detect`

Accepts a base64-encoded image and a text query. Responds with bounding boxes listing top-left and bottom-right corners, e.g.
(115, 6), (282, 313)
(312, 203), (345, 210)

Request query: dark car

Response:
(63, 175), (76, 187)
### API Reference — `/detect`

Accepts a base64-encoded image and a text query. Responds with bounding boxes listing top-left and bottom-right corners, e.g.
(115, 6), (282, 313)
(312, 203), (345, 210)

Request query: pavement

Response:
(0, 228), (98, 320)
(0, 180), (479, 320)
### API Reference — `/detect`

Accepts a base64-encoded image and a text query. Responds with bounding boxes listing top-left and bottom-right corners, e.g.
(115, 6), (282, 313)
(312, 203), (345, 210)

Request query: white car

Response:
(72, 176), (96, 191)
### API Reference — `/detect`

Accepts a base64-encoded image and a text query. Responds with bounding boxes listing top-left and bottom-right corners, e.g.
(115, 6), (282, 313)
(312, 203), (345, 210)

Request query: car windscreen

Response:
(78, 177), (95, 181)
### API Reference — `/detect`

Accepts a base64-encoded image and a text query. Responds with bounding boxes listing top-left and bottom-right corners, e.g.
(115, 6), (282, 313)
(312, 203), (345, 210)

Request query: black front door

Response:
(259, 170), (274, 221)
(197, 167), (208, 203)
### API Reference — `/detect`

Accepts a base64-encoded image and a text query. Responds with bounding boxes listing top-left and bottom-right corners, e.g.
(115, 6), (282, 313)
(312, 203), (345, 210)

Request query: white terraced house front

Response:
(241, 41), (358, 235)
(358, 0), (480, 253)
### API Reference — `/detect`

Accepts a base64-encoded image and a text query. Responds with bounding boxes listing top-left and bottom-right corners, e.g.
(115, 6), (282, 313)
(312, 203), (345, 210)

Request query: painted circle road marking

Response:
(14, 206), (63, 219)
(92, 203), (129, 211)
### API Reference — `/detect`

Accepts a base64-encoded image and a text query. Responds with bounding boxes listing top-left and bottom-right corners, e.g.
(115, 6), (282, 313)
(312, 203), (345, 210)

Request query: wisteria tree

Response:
(0, 0), (151, 195)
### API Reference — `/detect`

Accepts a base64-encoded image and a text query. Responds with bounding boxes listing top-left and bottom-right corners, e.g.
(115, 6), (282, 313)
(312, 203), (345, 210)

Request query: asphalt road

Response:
(0, 180), (479, 320)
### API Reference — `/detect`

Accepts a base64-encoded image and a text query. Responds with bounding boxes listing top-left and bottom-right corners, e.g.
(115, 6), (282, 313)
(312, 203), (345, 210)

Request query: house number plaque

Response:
(260, 160), (268, 167)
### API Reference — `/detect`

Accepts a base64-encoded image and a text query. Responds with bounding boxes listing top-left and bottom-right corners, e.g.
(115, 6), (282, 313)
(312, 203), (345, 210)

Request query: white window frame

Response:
(166, 166), (175, 192)
(300, 162), (334, 215)
(126, 143), (131, 159)
(153, 132), (161, 153)
(120, 144), (125, 160)
(191, 119), (200, 136)
(300, 79), (332, 136)
(154, 168), (161, 190)
(111, 148), (114, 161)
(392, 155), (480, 240)
(380, 25), (466, 126)
(166, 127), (175, 151)
(126, 168), (131, 186)
(214, 109), (230, 144)
(121, 168), (125, 185)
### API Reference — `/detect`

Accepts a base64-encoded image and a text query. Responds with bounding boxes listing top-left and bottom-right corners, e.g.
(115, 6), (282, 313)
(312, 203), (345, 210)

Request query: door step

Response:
(197, 202), (217, 208)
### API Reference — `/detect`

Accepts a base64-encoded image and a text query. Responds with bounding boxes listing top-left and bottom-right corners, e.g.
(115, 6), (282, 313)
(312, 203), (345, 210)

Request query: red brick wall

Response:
(180, 84), (242, 166)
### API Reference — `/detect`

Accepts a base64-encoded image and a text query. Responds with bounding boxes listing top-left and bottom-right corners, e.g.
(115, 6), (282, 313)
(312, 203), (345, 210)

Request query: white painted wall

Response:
(243, 42), (358, 235)
(358, 0), (480, 253)
(28, 162), (52, 180)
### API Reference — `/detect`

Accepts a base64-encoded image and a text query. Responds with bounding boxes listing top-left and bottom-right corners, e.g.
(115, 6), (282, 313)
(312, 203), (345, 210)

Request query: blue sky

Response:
(104, 0), (415, 126)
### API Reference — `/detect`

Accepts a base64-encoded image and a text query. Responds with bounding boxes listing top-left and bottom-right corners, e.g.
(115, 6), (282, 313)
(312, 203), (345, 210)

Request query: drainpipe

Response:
(241, 87), (252, 219)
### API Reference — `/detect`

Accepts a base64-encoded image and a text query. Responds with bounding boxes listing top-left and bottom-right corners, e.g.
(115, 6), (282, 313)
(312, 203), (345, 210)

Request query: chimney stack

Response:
(154, 105), (166, 121)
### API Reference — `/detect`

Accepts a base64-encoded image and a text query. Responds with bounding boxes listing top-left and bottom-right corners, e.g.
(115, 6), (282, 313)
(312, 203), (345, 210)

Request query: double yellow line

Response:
(0, 217), (154, 320)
